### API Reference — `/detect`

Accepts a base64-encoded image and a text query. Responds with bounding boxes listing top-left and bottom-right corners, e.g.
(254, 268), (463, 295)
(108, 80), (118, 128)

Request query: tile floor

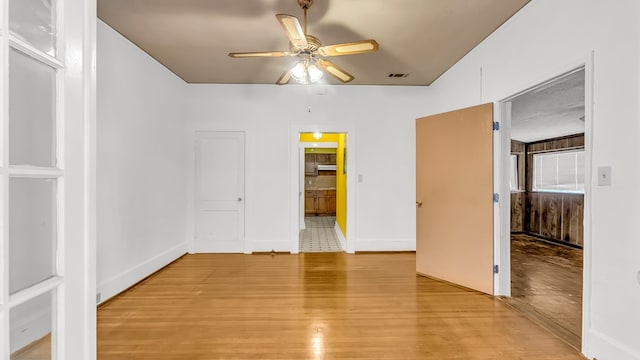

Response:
(299, 216), (343, 252)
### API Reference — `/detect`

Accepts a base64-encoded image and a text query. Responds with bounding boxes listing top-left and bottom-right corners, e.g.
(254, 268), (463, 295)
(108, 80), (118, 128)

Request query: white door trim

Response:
(495, 55), (594, 355)
(0, 0), (97, 357)
(290, 125), (356, 254)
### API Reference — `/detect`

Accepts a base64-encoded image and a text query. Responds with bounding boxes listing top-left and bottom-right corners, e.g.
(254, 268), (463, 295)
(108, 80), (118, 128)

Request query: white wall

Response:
(184, 84), (428, 252)
(423, 1), (640, 359)
(96, 20), (188, 303)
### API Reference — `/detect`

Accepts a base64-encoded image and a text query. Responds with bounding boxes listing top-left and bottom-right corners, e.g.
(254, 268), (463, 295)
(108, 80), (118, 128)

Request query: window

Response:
(533, 150), (584, 193)
(510, 155), (519, 191)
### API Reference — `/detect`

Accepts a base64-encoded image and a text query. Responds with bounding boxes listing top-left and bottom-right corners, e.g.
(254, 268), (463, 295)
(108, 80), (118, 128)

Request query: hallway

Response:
(299, 216), (343, 252)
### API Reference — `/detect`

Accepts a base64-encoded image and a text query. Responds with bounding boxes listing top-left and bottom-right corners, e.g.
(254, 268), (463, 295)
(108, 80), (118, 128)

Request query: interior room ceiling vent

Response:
(387, 73), (409, 78)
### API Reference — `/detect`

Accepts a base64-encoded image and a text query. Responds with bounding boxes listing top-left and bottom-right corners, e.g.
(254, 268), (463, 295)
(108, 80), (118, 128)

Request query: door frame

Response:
(0, 0), (97, 357)
(495, 55), (594, 352)
(298, 141), (338, 231)
(290, 125), (356, 253)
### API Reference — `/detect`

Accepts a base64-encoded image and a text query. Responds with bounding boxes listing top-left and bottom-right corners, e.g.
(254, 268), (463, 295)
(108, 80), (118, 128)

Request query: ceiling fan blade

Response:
(276, 70), (291, 85)
(228, 51), (291, 58)
(318, 40), (379, 57)
(316, 59), (354, 83)
(276, 14), (308, 49)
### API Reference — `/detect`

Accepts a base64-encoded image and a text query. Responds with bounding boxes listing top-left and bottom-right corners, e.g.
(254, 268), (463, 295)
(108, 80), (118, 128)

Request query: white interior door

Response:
(194, 132), (245, 253)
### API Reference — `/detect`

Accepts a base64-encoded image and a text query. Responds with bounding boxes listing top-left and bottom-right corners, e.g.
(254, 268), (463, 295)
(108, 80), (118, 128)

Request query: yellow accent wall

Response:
(299, 133), (340, 143)
(299, 133), (347, 237)
(336, 134), (347, 237)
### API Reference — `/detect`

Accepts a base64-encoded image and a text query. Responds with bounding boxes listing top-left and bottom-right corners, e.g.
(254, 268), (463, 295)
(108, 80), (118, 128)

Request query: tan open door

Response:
(416, 103), (494, 294)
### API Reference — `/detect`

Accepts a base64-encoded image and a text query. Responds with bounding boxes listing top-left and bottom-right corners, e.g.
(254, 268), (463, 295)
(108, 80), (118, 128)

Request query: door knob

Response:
(238, 197), (243, 202)
(416, 200), (423, 207)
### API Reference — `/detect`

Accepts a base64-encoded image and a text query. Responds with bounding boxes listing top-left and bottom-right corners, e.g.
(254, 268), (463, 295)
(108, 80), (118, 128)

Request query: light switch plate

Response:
(597, 166), (612, 186)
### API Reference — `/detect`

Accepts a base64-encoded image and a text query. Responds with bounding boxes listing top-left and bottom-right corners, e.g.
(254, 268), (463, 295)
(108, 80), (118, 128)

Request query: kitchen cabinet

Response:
(305, 153), (337, 176)
(305, 191), (318, 214)
(315, 154), (336, 165)
(305, 189), (336, 216)
(305, 154), (318, 176)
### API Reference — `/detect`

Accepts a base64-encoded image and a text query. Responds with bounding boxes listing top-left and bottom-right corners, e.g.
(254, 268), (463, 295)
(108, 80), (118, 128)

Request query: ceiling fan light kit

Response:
(290, 58), (323, 84)
(228, 0), (378, 85)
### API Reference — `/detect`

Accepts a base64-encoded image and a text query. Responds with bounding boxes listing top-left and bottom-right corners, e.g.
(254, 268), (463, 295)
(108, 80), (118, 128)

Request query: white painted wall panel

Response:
(184, 84), (428, 252)
(96, 20), (188, 302)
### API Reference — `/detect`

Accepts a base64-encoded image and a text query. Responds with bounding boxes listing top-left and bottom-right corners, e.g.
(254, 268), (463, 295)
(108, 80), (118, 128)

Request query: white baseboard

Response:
(97, 242), (188, 305)
(10, 305), (50, 354)
(334, 222), (347, 250)
(355, 238), (416, 252)
(586, 328), (640, 360)
(248, 240), (292, 253)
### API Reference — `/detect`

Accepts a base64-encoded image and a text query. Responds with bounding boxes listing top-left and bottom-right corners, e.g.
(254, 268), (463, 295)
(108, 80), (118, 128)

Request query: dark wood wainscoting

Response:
(510, 192), (525, 232)
(524, 192), (584, 247)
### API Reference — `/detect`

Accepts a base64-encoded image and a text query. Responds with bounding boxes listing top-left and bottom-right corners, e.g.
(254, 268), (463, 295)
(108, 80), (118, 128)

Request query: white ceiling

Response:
(97, 0), (530, 85)
(511, 69), (585, 143)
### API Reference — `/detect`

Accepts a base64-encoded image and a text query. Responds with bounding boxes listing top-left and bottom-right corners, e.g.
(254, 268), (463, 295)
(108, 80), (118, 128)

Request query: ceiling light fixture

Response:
(290, 57), (323, 84)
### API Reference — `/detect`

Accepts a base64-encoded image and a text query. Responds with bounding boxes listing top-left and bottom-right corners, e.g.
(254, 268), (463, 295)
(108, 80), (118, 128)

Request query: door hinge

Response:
(493, 121), (500, 131)
(493, 265), (499, 274)
(493, 193), (499, 203)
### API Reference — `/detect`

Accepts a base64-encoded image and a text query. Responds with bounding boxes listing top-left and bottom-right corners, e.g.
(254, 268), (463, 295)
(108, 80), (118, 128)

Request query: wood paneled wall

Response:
(525, 192), (584, 246)
(510, 192), (525, 232)
(510, 134), (584, 247)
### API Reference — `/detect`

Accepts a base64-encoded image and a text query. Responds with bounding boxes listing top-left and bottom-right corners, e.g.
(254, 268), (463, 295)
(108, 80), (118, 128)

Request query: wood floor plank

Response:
(11, 252), (585, 359)
(96, 253), (583, 359)
(503, 234), (583, 350)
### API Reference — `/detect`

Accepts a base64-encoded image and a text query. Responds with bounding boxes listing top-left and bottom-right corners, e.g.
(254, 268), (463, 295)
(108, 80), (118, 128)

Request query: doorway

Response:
(289, 126), (356, 254)
(299, 133), (345, 252)
(500, 68), (587, 350)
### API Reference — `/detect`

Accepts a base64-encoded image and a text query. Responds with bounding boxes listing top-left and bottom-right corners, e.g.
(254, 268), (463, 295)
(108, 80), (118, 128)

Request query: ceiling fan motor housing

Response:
(290, 34), (321, 53)
(298, 0), (313, 10)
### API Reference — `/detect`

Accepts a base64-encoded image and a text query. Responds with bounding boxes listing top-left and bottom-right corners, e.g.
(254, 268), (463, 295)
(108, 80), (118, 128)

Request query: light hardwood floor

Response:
(98, 253), (584, 359)
(15, 253), (585, 359)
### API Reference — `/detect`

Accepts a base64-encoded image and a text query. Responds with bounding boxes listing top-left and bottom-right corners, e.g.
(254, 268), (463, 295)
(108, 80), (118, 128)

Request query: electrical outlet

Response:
(96, 292), (102, 304)
(637, 270), (640, 286)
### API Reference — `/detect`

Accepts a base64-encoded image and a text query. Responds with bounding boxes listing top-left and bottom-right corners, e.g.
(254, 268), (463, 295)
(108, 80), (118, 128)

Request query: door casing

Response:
(495, 60), (594, 353)
(290, 125), (356, 254)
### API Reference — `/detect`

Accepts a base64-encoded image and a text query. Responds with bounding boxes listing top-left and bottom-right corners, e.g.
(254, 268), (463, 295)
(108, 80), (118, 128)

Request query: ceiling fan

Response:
(228, 0), (379, 85)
